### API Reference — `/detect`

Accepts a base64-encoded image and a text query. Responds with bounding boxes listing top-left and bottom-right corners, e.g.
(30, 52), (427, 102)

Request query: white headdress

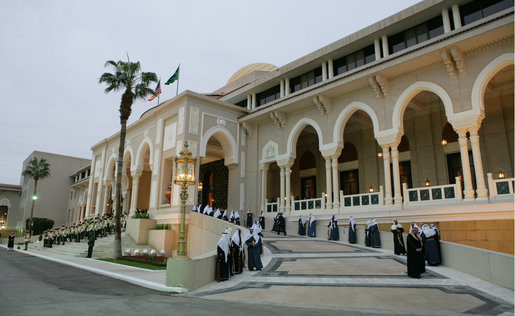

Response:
(216, 231), (230, 262)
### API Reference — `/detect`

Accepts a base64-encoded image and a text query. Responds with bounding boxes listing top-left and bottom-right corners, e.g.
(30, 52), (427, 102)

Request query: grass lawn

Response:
(97, 258), (166, 270)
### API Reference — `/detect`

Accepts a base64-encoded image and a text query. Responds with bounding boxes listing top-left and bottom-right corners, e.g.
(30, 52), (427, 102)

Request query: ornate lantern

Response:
(174, 141), (197, 257)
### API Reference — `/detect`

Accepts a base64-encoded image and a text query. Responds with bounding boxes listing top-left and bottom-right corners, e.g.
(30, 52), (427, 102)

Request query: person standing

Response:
(430, 224), (442, 260)
(365, 220), (372, 247)
(370, 218), (381, 248)
(258, 211), (265, 230)
(7, 232), (15, 251)
(277, 213), (286, 236)
(328, 215), (339, 240)
(348, 216), (357, 243)
(234, 211), (241, 225)
(421, 224), (441, 266)
(245, 228), (263, 271)
(308, 214), (316, 237)
(231, 229), (244, 274)
(215, 229), (231, 281)
(298, 215), (306, 236)
(246, 210), (253, 228)
(24, 232), (31, 250)
(272, 213), (279, 232)
(87, 230), (96, 258)
(213, 208), (221, 219)
(391, 220), (406, 255)
(407, 224), (425, 278)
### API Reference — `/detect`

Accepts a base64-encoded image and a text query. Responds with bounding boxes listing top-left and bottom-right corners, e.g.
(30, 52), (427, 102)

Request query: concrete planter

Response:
(148, 229), (175, 257)
(126, 218), (156, 245)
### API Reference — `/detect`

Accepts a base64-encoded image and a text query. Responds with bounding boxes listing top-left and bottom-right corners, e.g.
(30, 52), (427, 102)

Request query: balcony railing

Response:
(265, 199), (278, 213)
(487, 173), (514, 200)
(339, 186), (384, 209)
(292, 195), (324, 211)
(403, 177), (462, 206)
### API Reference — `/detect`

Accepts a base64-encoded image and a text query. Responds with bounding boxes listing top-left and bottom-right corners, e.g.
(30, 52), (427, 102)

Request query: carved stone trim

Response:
(270, 111), (286, 128)
(241, 122), (254, 137)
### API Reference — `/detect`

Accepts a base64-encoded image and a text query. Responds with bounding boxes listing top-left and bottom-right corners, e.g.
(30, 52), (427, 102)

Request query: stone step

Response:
(32, 232), (157, 258)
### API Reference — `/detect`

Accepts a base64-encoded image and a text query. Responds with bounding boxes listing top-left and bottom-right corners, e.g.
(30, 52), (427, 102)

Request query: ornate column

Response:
(391, 145), (402, 205)
(285, 164), (291, 212)
(279, 166), (285, 212)
(101, 180), (111, 215)
(331, 156), (340, 209)
(260, 163), (269, 212)
(325, 157), (332, 209)
(382, 145), (393, 205)
(129, 169), (142, 215)
(457, 129), (475, 200)
(469, 127), (488, 199)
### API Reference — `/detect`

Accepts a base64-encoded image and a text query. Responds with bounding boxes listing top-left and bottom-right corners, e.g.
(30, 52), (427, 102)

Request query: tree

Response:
(99, 59), (157, 258)
(22, 157), (51, 237)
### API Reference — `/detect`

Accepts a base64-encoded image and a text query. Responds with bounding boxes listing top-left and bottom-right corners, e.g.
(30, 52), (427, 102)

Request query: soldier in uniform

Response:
(87, 230), (96, 258)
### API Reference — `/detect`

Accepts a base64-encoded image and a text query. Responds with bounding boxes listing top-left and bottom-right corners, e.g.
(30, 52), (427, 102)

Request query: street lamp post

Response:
(174, 141), (197, 257)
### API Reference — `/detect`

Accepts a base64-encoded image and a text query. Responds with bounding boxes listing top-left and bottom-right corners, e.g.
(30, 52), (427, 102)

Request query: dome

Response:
(227, 63), (278, 85)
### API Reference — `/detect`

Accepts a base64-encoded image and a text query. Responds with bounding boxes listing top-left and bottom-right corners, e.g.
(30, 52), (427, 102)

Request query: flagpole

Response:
(176, 64), (180, 96)
(157, 77), (160, 105)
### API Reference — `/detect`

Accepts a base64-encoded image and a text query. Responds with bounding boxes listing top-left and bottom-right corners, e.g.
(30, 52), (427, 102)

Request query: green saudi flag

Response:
(165, 65), (180, 85)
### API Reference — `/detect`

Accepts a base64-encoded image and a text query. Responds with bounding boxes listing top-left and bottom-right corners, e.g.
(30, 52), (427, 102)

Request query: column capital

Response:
(226, 163), (238, 170)
(376, 132), (402, 147)
(320, 146), (342, 159)
(277, 157), (294, 168)
(131, 169), (143, 178)
(259, 162), (270, 170)
(449, 114), (483, 133)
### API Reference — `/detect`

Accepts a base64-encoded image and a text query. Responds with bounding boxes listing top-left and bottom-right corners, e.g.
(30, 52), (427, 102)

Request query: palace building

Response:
(83, 0), (514, 255)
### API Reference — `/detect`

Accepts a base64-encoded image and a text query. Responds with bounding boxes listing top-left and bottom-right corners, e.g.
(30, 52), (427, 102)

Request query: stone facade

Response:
(85, 0), (514, 254)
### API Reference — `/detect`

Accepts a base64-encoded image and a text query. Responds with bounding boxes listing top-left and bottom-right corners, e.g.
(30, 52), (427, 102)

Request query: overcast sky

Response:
(0, 0), (421, 185)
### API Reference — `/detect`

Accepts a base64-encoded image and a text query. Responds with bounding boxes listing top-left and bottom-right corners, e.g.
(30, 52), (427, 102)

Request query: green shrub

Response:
(154, 224), (170, 230)
(26, 217), (54, 235)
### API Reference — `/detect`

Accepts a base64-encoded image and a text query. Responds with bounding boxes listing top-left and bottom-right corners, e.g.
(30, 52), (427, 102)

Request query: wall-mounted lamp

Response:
(425, 178), (431, 187)
(377, 152), (383, 158)
(369, 186), (374, 193)
(441, 139), (447, 146)
(498, 170), (505, 179)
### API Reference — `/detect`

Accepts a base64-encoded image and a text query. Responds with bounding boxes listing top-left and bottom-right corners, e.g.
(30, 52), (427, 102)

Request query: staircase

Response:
(32, 232), (155, 259)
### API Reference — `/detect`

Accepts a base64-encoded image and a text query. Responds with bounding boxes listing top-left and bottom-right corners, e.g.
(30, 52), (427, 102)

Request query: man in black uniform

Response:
(87, 230), (96, 258)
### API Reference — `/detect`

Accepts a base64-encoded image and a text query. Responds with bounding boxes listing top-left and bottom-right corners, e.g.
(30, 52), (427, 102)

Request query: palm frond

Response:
(22, 157), (51, 180)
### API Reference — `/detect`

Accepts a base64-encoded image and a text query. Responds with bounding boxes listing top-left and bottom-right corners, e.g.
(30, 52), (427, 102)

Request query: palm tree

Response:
(99, 59), (157, 258)
(22, 157), (51, 237)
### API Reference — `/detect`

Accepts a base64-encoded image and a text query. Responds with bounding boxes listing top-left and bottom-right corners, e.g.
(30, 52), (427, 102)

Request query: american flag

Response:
(148, 80), (161, 101)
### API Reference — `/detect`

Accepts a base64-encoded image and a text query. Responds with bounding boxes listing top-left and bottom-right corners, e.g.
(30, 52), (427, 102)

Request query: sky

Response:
(0, 0), (421, 185)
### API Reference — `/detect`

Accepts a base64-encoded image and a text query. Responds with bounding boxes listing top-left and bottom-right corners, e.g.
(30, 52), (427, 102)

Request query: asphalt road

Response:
(0, 248), (385, 316)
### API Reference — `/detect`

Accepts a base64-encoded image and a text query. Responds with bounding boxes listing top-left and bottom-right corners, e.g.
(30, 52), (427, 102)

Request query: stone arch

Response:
(200, 126), (238, 165)
(471, 53), (515, 116)
(333, 102), (380, 147)
(123, 148), (134, 170)
(392, 81), (454, 134)
(286, 118), (324, 157)
(105, 156), (116, 181)
(135, 138), (154, 170)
